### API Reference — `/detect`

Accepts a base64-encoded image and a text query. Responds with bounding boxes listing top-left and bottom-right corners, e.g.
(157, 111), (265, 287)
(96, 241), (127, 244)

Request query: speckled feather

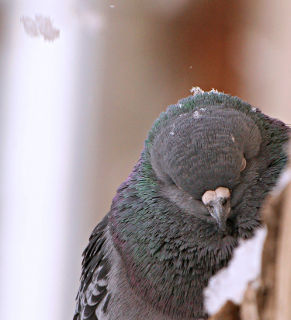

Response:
(74, 92), (289, 320)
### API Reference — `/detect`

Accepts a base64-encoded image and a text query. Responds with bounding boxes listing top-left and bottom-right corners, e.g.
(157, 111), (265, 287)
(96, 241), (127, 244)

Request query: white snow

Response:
(193, 111), (200, 119)
(190, 86), (222, 96)
(190, 86), (204, 96)
(204, 227), (267, 315)
(20, 15), (60, 41)
(272, 167), (291, 196)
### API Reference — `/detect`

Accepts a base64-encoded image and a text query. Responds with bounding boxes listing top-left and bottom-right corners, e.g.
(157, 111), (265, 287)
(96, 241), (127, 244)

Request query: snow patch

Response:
(20, 15), (60, 41)
(272, 167), (291, 196)
(190, 87), (204, 96)
(190, 87), (221, 96)
(251, 107), (257, 112)
(193, 111), (200, 119)
(204, 227), (267, 316)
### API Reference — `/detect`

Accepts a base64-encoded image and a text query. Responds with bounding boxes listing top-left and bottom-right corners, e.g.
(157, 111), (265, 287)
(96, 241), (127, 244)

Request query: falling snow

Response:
(20, 15), (60, 41)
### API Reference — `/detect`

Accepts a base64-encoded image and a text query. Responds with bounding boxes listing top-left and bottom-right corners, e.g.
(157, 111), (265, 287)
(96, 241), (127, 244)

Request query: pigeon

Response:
(74, 90), (289, 320)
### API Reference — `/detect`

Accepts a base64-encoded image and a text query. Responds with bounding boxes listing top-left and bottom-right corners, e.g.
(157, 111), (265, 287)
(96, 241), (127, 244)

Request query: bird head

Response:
(146, 92), (288, 236)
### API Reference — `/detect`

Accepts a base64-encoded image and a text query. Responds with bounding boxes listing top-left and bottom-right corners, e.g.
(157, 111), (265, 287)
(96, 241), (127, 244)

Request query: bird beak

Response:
(209, 201), (229, 232)
(202, 187), (231, 232)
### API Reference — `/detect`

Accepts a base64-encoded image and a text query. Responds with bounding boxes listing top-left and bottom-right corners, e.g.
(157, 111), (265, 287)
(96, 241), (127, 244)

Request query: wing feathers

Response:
(74, 215), (110, 320)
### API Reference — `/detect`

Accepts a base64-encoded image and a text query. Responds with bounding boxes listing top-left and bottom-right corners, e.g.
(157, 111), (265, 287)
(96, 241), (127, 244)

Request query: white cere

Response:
(193, 111), (200, 119)
(251, 107), (257, 112)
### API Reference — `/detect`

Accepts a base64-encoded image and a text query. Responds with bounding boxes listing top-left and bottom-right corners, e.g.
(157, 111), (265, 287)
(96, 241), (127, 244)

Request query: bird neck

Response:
(109, 158), (235, 318)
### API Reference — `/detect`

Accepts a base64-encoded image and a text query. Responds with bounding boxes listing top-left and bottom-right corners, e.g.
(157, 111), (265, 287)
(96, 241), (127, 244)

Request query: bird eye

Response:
(240, 157), (246, 172)
(221, 198), (227, 206)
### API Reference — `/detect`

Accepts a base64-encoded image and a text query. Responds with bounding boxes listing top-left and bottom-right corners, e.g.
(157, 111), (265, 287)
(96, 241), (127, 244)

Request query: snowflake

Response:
(190, 87), (204, 96)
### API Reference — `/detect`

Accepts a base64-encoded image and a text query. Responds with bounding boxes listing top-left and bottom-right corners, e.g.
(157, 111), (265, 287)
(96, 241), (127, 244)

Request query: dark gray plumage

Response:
(74, 91), (289, 320)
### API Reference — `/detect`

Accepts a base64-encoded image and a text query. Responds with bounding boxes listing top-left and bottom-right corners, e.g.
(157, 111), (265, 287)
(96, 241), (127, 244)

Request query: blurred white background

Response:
(0, 1), (290, 319)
